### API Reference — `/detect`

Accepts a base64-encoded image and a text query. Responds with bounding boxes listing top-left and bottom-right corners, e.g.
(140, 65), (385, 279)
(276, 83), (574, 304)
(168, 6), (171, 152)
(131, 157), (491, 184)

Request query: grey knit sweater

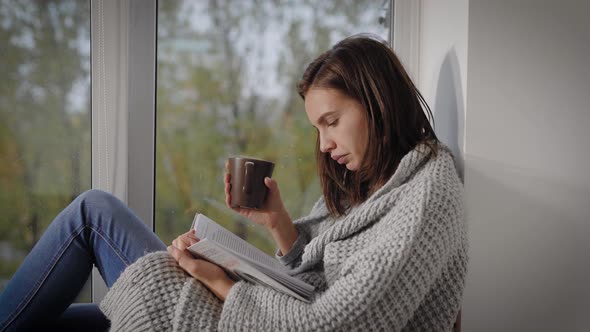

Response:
(100, 143), (468, 331)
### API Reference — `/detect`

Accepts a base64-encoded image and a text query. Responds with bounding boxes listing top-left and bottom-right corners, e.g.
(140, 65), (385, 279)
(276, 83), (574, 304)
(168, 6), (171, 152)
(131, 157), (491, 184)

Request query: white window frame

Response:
(392, 0), (422, 85)
(90, 0), (156, 302)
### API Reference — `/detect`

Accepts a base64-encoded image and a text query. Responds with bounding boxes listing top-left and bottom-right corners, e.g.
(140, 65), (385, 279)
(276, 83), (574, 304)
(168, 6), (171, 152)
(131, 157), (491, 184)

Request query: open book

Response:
(187, 213), (315, 303)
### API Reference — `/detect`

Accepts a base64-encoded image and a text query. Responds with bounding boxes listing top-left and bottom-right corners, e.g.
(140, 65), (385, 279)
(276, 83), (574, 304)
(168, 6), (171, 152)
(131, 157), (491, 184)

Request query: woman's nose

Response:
(319, 133), (335, 153)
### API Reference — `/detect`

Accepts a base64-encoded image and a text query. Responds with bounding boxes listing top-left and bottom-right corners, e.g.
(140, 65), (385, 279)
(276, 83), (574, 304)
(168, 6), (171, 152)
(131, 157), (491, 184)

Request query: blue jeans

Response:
(0, 189), (167, 331)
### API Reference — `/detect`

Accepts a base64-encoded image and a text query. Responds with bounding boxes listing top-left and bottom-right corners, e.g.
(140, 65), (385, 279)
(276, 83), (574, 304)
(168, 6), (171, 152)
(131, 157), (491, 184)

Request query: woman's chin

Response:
(345, 163), (358, 171)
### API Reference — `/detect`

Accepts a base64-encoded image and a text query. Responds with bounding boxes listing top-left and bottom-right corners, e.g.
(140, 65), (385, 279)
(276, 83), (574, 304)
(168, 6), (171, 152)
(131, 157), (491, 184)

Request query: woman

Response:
(0, 34), (467, 331)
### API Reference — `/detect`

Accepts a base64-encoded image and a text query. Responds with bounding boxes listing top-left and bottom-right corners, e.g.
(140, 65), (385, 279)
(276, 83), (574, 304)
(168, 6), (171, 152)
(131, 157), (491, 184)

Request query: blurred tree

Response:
(155, 0), (389, 253)
(0, 0), (388, 295)
(0, 0), (90, 290)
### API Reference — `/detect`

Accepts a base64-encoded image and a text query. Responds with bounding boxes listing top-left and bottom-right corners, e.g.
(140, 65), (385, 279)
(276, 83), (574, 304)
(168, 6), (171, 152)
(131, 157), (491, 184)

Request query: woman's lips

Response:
(336, 154), (348, 164)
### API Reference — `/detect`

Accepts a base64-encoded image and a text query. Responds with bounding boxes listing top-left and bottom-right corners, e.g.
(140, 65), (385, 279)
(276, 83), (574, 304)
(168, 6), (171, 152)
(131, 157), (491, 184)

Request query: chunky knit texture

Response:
(100, 143), (468, 331)
(100, 252), (223, 332)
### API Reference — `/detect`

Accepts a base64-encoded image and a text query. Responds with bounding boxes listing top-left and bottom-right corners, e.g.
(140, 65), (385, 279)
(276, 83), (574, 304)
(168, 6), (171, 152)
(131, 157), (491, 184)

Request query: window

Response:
(156, 0), (391, 253)
(0, 0), (91, 301)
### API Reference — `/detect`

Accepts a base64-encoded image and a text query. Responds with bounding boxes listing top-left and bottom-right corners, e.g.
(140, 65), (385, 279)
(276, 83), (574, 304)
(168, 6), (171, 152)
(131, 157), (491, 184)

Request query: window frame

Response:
(90, 0), (156, 302)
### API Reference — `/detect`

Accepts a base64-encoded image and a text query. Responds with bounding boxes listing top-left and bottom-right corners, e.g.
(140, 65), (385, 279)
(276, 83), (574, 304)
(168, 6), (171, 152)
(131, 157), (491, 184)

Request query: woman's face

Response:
(305, 87), (369, 171)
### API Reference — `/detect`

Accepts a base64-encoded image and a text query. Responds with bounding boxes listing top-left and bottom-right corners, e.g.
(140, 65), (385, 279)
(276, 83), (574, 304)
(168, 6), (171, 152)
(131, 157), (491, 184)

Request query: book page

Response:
(186, 239), (243, 280)
(192, 214), (284, 271)
(187, 239), (312, 303)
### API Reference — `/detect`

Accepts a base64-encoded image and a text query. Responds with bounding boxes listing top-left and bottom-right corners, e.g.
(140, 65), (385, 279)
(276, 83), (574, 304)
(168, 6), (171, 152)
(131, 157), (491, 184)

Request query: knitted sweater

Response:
(100, 143), (468, 331)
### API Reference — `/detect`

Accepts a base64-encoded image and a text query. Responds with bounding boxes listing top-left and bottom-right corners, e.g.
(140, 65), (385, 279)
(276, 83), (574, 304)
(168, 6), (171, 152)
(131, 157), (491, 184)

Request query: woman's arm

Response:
(266, 207), (299, 255)
(224, 163), (299, 254)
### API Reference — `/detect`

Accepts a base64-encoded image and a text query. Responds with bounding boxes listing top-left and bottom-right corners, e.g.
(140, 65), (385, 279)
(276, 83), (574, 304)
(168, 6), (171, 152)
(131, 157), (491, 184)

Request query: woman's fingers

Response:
(174, 238), (193, 251)
(225, 193), (231, 208)
(168, 245), (203, 278)
(263, 177), (283, 209)
(224, 174), (231, 195)
(172, 230), (199, 250)
(167, 245), (227, 285)
(224, 172), (232, 208)
(264, 177), (275, 191)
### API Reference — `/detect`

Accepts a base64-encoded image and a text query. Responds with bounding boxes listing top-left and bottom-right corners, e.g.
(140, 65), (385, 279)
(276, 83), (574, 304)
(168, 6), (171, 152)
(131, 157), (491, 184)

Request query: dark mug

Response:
(228, 157), (275, 209)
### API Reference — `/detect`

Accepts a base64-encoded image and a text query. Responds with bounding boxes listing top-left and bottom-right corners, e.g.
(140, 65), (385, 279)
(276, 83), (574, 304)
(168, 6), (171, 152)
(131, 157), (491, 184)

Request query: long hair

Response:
(297, 34), (439, 216)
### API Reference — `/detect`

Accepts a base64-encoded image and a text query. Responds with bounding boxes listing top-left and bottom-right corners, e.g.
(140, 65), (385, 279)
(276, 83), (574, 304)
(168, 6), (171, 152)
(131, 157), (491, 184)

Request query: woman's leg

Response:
(51, 304), (110, 332)
(0, 189), (167, 331)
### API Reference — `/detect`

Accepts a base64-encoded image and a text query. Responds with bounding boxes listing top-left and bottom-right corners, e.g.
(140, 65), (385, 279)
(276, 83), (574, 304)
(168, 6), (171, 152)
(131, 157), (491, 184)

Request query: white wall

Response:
(462, 1), (590, 331)
(419, 0), (590, 330)
(418, 0), (469, 179)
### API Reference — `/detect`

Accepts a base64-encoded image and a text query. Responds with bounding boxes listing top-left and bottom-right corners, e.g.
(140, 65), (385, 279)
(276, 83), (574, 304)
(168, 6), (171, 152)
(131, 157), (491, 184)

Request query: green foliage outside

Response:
(0, 0), (92, 299)
(0, 0), (389, 297)
(155, 0), (389, 254)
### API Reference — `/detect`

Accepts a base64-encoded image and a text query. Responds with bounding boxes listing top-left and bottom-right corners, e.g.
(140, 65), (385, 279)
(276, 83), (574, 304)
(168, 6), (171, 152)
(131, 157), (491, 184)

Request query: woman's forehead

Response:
(305, 88), (354, 113)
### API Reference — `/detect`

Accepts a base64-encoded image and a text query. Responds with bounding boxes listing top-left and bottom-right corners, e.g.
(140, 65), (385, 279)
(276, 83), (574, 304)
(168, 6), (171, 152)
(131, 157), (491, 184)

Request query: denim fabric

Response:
(49, 303), (110, 332)
(0, 189), (167, 331)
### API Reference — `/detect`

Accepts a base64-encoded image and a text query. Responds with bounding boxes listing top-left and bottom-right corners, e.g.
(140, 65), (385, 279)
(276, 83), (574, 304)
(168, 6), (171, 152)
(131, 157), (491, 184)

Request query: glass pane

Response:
(156, 0), (390, 254)
(0, 1), (91, 302)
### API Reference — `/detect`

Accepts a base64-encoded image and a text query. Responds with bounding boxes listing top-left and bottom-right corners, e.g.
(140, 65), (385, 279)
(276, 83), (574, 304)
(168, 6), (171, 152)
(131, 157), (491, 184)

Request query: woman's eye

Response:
(328, 119), (338, 127)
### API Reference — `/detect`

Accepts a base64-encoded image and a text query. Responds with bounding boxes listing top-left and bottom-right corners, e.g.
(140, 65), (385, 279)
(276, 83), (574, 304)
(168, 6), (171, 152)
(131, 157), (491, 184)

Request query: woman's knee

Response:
(73, 189), (146, 232)
(76, 189), (121, 210)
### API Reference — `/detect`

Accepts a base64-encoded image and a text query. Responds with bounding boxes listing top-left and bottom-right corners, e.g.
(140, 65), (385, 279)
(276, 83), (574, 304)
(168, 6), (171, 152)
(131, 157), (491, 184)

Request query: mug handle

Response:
(243, 161), (255, 195)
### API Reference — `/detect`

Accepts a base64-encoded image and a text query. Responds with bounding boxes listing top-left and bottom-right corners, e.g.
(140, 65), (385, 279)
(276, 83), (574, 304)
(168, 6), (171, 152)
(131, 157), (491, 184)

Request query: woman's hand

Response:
(171, 229), (199, 250)
(224, 162), (299, 255)
(224, 162), (291, 230)
(168, 231), (235, 301)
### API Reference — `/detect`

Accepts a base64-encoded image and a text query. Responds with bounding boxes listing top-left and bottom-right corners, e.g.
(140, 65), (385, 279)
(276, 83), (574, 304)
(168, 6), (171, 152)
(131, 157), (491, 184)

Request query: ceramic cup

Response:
(228, 157), (275, 209)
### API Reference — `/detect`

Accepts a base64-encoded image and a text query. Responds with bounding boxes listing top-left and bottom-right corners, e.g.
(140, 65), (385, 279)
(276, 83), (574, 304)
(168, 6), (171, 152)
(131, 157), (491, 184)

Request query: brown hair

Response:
(297, 34), (439, 216)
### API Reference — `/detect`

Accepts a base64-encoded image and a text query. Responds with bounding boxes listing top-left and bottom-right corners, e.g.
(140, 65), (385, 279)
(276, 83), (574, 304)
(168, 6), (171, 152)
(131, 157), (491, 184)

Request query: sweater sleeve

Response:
(274, 223), (311, 269)
(274, 197), (327, 269)
(219, 179), (463, 331)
